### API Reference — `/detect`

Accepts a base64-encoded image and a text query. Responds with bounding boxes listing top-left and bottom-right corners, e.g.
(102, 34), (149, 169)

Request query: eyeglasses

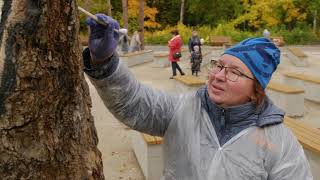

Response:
(208, 60), (254, 82)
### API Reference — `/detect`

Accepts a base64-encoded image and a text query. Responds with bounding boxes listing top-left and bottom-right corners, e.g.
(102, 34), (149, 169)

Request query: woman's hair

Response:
(171, 30), (179, 35)
(251, 79), (266, 107)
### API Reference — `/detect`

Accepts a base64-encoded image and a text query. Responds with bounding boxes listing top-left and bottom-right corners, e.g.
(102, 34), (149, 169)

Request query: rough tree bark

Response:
(138, 0), (144, 50)
(0, 0), (3, 19)
(121, 0), (128, 29)
(0, 0), (104, 179)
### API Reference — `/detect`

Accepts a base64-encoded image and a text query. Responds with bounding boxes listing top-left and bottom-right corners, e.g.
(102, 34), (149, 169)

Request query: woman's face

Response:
(208, 54), (255, 108)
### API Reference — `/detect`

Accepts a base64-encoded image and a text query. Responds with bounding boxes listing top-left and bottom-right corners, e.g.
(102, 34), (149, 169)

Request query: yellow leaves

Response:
(233, 0), (306, 29)
(128, 0), (160, 28)
(144, 21), (161, 28)
(128, 0), (139, 17)
(281, 0), (307, 23)
(145, 6), (158, 21)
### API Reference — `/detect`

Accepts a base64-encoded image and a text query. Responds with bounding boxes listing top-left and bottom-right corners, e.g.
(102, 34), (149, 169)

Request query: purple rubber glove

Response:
(86, 14), (120, 63)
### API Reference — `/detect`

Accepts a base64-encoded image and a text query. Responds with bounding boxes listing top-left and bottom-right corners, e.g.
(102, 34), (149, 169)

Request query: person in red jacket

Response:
(168, 30), (185, 79)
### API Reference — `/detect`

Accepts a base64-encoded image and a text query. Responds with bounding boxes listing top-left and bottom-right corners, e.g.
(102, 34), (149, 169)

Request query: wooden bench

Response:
(287, 47), (307, 58)
(284, 116), (320, 178)
(120, 50), (154, 67)
(285, 47), (308, 67)
(209, 36), (232, 46)
(174, 75), (206, 92)
(266, 81), (305, 116)
(283, 72), (320, 102)
(131, 131), (163, 180)
(270, 36), (285, 46)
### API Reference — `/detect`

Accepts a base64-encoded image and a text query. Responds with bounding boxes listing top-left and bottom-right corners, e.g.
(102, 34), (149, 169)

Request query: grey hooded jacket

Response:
(84, 52), (313, 180)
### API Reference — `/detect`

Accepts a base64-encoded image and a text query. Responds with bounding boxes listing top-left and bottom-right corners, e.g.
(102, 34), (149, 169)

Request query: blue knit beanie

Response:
(223, 37), (280, 89)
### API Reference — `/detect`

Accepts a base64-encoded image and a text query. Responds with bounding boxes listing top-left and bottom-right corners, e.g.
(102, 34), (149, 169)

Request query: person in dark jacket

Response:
(188, 30), (202, 53)
(190, 45), (202, 76)
(83, 14), (313, 180)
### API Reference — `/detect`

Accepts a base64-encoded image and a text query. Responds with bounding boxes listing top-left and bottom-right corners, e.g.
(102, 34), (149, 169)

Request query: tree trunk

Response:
(0, 0), (104, 179)
(122, 0), (128, 29)
(314, 10), (317, 33)
(138, 0), (145, 50)
(180, 0), (185, 24)
(0, 0), (3, 19)
(107, 0), (112, 16)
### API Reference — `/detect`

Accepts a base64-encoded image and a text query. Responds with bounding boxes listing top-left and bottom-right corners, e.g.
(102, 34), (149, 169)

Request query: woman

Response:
(84, 14), (313, 180)
(129, 29), (142, 52)
(118, 29), (130, 54)
(168, 30), (185, 78)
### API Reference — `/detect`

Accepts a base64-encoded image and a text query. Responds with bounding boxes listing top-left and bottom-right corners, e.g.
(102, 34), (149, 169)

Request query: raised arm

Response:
(84, 14), (180, 136)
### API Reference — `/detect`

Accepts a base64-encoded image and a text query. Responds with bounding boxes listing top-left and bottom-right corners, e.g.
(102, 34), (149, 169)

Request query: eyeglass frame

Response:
(209, 60), (255, 82)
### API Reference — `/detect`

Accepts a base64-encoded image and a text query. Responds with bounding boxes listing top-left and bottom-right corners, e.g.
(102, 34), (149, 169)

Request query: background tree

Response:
(0, 0), (104, 179)
(128, 0), (160, 30)
(122, 0), (129, 29)
(307, 0), (320, 33)
(139, 0), (145, 49)
(77, 0), (319, 45)
(180, 0), (185, 24)
(232, 0), (307, 30)
(107, 0), (112, 16)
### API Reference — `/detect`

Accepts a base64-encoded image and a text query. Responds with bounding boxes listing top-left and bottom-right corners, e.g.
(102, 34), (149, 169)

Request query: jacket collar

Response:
(169, 35), (181, 42)
(197, 86), (284, 127)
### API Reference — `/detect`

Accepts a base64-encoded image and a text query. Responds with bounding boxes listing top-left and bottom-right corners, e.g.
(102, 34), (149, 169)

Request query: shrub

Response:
(144, 23), (320, 45)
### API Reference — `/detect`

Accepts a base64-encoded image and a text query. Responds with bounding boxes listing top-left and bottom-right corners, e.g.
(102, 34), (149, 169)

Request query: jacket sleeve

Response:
(84, 52), (180, 137)
(266, 125), (313, 180)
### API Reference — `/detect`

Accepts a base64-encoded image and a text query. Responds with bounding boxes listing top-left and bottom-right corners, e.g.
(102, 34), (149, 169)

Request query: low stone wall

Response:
(283, 72), (320, 103)
(131, 131), (163, 180)
(120, 50), (154, 67)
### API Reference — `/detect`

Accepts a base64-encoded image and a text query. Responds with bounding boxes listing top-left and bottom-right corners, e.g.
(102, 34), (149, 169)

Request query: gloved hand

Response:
(86, 14), (120, 63)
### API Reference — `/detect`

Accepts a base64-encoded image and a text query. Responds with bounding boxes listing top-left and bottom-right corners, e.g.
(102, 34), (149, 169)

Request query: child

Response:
(190, 45), (202, 76)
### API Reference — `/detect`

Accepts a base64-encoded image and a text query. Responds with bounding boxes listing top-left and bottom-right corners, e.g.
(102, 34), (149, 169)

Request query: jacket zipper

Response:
(221, 108), (225, 117)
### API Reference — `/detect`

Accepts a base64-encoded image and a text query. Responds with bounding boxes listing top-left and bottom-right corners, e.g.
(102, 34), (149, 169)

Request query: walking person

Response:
(118, 29), (130, 54)
(168, 30), (185, 79)
(84, 14), (313, 180)
(129, 29), (142, 52)
(190, 45), (202, 76)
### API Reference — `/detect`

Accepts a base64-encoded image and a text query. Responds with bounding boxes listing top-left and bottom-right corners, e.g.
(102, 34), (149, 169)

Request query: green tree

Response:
(307, 0), (320, 32)
(232, 0), (307, 30)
